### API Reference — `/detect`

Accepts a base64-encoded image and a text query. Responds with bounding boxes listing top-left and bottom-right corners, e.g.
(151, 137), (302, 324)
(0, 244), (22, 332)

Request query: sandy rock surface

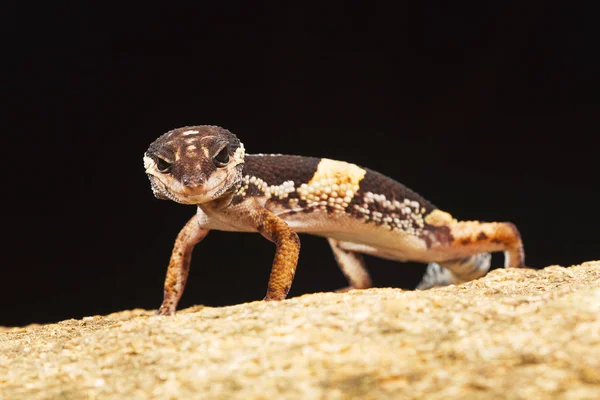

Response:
(1, 261), (599, 400)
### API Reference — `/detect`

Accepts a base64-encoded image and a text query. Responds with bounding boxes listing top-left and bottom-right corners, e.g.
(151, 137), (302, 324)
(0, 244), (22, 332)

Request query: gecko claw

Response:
(156, 304), (175, 316)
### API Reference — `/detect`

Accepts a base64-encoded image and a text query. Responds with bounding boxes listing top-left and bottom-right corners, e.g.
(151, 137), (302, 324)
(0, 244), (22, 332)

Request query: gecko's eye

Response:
(156, 158), (172, 173)
(213, 147), (230, 168)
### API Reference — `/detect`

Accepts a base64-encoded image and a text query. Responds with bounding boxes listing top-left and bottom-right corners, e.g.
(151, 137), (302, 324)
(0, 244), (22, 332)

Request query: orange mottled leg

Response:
(158, 216), (209, 316)
(250, 209), (301, 301)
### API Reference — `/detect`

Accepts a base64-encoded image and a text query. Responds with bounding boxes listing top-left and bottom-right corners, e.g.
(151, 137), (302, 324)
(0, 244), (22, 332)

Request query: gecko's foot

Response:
(416, 262), (453, 290)
(263, 294), (287, 301)
(334, 286), (367, 293)
(335, 286), (352, 293)
(156, 304), (176, 316)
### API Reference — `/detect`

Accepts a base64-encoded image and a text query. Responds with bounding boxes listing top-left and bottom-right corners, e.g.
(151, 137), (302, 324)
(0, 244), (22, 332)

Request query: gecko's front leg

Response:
(158, 216), (209, 316)
(249, 208), (301, 301)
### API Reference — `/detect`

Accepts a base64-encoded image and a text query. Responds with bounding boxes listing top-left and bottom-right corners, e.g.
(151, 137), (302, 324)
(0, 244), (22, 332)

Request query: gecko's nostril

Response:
(182, 174), (204, 187)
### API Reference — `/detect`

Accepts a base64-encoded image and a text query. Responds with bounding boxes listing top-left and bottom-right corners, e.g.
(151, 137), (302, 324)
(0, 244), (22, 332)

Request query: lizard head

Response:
(143, 125), (245, 205)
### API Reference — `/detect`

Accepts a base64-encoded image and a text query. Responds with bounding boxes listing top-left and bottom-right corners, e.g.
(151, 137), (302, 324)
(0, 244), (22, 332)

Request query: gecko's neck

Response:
(197, 190), (237, 211)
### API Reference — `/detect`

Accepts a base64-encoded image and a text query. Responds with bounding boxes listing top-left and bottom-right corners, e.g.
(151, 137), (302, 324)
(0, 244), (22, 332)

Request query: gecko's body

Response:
(144, 126), (525, 315)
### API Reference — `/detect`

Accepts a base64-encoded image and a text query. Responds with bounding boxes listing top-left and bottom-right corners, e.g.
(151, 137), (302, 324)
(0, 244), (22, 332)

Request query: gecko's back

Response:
(237, 154), (447, 262)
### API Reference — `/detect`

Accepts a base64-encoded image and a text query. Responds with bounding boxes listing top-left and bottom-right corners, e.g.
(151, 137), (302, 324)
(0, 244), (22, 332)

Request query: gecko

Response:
(144, 125), (525, 315)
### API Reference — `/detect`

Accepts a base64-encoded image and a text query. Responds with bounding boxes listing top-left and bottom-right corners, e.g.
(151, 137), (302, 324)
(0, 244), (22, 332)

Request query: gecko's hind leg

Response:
(416, 253), (492, 289)
(328, 238), (373, 292)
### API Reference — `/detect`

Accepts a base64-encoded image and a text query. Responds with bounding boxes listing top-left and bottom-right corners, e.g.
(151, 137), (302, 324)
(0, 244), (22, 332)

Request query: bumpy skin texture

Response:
(144, 125), (526, 315)
(158, 216), (209, 316)
(250, 209), (301, 301)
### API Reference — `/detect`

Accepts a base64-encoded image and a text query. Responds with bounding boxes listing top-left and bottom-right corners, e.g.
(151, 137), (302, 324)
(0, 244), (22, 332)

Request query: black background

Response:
(7, 2), (598, 326)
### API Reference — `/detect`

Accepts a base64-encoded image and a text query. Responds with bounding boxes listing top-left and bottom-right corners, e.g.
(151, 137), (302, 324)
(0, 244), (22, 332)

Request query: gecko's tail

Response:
(416, 253), (492, 290)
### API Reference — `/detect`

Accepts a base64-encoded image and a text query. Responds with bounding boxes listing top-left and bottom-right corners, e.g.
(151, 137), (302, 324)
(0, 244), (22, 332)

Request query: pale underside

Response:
(195, 198), (475, 265)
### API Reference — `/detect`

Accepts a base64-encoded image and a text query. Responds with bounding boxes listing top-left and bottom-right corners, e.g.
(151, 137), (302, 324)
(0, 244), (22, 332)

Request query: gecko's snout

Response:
(182, 173), (205, 188)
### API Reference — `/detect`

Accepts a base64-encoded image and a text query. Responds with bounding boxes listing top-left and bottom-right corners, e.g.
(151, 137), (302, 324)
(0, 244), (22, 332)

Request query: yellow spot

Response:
(309, 159), (366, 187)
(424, 209), (456, 226)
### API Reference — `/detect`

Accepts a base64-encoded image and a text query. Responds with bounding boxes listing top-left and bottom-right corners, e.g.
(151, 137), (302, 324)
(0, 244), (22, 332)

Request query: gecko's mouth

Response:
(147, 169), (239, 205)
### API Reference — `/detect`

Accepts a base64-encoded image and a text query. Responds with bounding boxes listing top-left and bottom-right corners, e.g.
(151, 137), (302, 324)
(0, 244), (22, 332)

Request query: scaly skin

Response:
(144, 125), (526, 315)
(158, 216), (209, 316)
(249, 208), (301, 301)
